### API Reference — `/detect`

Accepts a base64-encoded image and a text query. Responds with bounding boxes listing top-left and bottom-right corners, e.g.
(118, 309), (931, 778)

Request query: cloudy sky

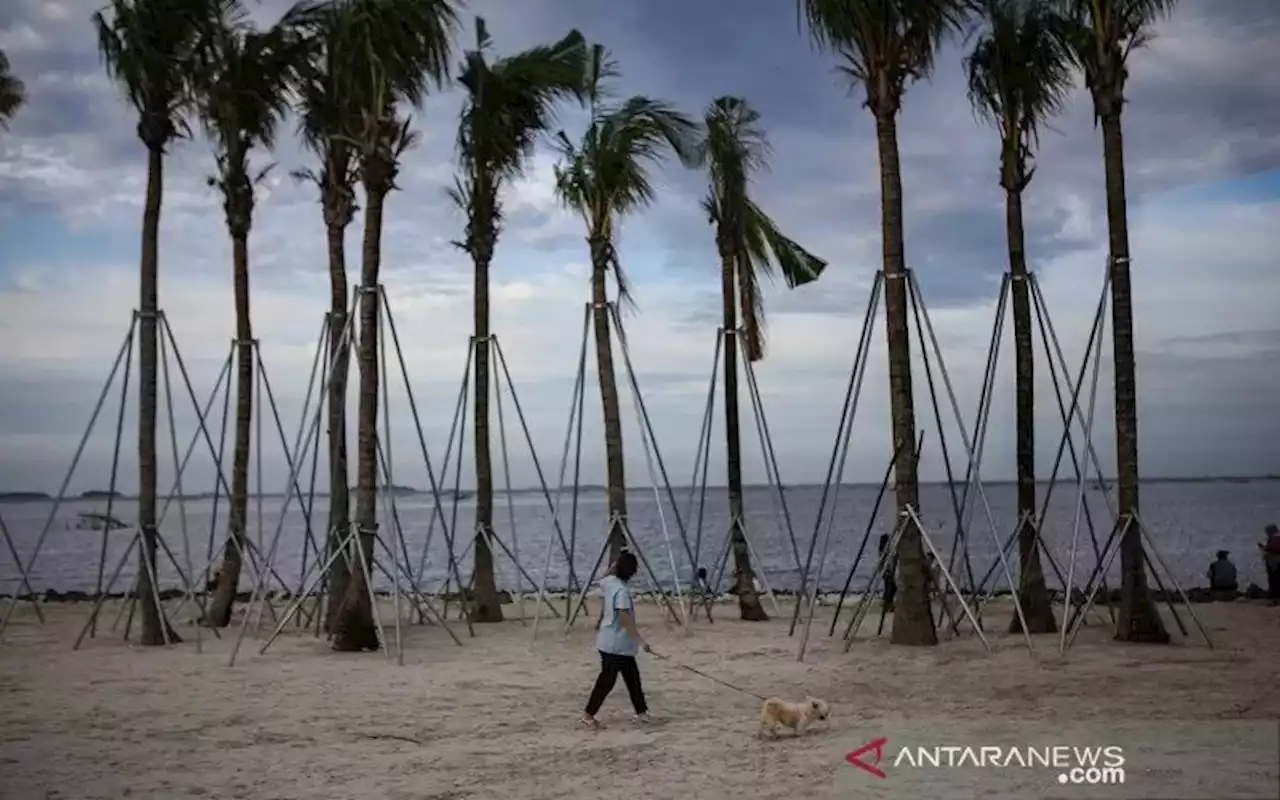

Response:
(1, 0), (1277, 497)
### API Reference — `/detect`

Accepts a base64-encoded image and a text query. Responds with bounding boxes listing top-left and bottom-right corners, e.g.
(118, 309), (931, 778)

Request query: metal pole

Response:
(1058, 274), (1110, 657)
(159, 322), (200, 653)
(1134, 515), (1214, 648)
(907, 271), (1034, 656)
(739, 334), (805, 594)
(530, 304), (591, 643)
(907, 506), (990, 651)
(91, 315), (136, 640)
(795, 275), (882, 636)
(492, 335), (583, 620)
(204, 343), (235, 608)
(684, 328), (722, 621)
(376, 306), (404, 664)
(0, 316), (138, 637)
(827, 432), (917, 637)
(842, 515), (908, 648)
(226, 296), (359, 666)
(379, 287), (474, 638)
(0, 515), (44, 627)
(1030, 273), (1116, 620)
(490, 339), (526, 623)
(412, 338), (469, 588)
(609, 306), (689, 627)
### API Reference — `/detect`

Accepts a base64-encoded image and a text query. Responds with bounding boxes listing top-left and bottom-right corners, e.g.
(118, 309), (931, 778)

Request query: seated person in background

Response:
(1206, 550), (1238, 594)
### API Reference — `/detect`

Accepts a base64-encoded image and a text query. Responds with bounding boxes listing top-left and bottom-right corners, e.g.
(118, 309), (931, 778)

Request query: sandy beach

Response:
(1, 595), (1278, 800)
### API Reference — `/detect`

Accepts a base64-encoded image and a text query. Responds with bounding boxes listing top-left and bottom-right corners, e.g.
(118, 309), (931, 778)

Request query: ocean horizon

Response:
(3, 478), (1277, 598)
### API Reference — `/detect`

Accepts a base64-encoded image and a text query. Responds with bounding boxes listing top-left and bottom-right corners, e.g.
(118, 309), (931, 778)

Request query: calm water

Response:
(2, 481), (1277, 597)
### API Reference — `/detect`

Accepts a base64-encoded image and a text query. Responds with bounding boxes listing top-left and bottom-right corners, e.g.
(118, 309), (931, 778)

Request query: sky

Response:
(1, 0), (1278, 497)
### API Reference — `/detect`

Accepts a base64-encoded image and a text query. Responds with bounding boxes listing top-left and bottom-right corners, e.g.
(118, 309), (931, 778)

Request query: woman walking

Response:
(581, 550), (652, 729)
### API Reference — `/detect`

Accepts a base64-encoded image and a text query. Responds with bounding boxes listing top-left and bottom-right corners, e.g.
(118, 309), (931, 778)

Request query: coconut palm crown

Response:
(965, 0), (1073, 193)
(696, 96), (826, 363)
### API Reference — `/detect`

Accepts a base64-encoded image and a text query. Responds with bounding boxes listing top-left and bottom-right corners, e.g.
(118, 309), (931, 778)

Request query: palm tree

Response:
(1058, 0), (1177, 643)
(964, 0), (1072, 634)
(287, 0), (457, 652)
(0, 49), (25, 127)
(552, 45), (699, 564)
(799, 0), (974, 646)
(93, 0), (229, 646)
(693, 97), (826, 620)
(450, 19), (587, 623)
(196, 15), (299, 627)
(287, 2), (362, 636)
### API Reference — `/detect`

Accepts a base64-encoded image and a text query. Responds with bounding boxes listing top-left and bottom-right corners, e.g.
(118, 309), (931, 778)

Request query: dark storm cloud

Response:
(5, 0), (1275, 304)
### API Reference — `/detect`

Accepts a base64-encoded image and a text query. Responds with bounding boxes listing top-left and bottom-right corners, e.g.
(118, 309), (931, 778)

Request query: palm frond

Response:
(454, 21), (586, 213)
(741, 199), (828, 290)
(799, 0), (976, 110)
(552, 76), (699, 307)
(1054, 0), (1177, 116)
(453, 23), (586, 258)
(735, 250), (766, 362)
(0, 49), (26, 128)
(286, 0), (456, 205)
(696, 96), (826, 360)
(93, 0), (244, 145)
(965, 0), (1074, 188)
(195, 20), (298, 170)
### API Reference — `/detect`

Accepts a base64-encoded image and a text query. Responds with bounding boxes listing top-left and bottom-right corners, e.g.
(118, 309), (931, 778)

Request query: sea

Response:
(2, 479), (1277, 600)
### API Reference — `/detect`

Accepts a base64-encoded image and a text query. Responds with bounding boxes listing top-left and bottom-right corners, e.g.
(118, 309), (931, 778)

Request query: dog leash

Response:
(649, 651), (768, 701)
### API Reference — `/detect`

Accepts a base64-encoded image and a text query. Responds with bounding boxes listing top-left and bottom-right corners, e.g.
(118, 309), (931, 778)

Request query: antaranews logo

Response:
(846, 737), (1126, 787)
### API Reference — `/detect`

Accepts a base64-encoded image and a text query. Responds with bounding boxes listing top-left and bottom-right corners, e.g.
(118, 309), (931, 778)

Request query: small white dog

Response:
(757, 696), (831, 738)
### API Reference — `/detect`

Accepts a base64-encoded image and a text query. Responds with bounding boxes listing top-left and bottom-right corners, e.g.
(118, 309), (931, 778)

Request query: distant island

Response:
(0, 491), (50, 502)
(80, 490), (126, 500)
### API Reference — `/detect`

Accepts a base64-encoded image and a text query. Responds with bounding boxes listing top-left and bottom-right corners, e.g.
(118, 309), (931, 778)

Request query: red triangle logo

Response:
(845, 736), (888, 779)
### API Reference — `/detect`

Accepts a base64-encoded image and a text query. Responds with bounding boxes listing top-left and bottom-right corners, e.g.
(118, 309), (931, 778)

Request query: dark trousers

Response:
(585, 651), (647, 715)
(1268, 566), (1280, 601)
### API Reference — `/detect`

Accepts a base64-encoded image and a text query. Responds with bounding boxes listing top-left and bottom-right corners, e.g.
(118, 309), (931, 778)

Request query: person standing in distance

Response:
(581, 550), (652, 728)
(1260, 524), (1280, 605)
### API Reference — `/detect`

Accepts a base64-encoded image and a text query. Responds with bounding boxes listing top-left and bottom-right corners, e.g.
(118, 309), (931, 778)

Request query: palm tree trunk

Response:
(332, 186), (384, 653)
(589, 237), (627, 562)
(1005, 188), (1055, 634)
(136, 143), (179, 646)
(324, 218), (351, 634)
(719, 242), (766, 621)
(875, 112), (934, 647)
(207, 233), (253, 627)
(469, 204), (503, 623)
(1101, 110), (1167, 643)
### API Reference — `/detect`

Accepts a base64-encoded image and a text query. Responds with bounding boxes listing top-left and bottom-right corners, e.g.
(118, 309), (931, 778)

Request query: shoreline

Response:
(3, 584), (1273, 604)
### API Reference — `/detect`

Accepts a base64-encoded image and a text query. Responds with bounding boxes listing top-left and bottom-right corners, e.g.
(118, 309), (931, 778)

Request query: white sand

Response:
(1, 596), (1278, 799)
